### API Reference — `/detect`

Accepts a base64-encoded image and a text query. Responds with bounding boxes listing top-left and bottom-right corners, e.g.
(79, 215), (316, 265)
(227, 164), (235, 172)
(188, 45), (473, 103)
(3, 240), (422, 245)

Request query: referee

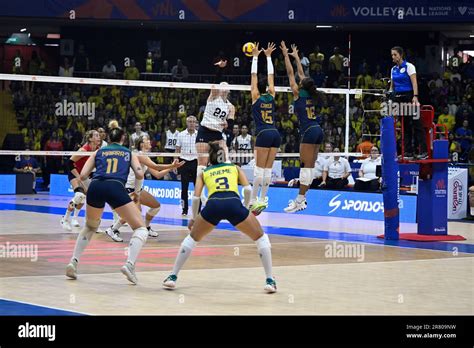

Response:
(176, 116), (198, 216)
(389, 46), (427, 160)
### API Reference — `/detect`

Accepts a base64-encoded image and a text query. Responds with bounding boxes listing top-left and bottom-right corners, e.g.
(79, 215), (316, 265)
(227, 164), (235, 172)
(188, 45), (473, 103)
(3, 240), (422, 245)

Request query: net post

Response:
(380, 115), (400, 240)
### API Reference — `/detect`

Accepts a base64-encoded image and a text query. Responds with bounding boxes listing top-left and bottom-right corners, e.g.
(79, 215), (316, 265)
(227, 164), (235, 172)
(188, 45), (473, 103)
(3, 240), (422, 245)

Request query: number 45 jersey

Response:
(202, 163), (240, 198)
(93, 143), (132, 184)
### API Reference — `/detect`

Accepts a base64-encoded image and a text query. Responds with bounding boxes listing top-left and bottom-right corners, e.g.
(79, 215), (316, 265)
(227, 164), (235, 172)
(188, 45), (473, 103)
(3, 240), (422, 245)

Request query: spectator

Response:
(455, 119), (472, 161)
(448, 132), (462, 161)
(356, 135), (374, 158)
(356, 68), (373, 89)
(321, 148), (351, 189)
(124, 59), (140, 80)
(130, 122), (149, 150)
(312, 65), (326, 87)
(354, 146), (381, 192)
(59, 57), (74, 77)
(73, 44), (90, 74)
(102, 60), (117, 79)
(13, 148), (41, 193)
(309, 45), (325, 75)
(171, 59), (189, 81)
(152, 49), (162, 72)
(285, 135), (298, 153)
(160, 60), (171, 74)
(145, 52), (154, 73)
(462, 58), (474, 80)
(28, 51), (41, 75)
(328, 47), (344, 86)
(437, 106), (456, 132)
(43, 131), (63, 188)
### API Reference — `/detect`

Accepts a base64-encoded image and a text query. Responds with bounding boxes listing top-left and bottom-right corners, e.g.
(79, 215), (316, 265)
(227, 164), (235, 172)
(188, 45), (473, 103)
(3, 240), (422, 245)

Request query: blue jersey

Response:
(294, 89), (317, 130)
(93, 143), (131, 184)
(252, 94), (277, 132)
(391, 60), (415, 93)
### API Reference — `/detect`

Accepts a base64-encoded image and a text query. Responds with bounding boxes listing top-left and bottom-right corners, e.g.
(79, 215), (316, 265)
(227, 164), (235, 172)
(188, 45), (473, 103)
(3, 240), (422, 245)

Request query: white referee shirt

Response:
(314, 155), (331, 178)
(176, 129), (198, 161)
(324, 157), (351, 179)
(360, 157), (381, 179)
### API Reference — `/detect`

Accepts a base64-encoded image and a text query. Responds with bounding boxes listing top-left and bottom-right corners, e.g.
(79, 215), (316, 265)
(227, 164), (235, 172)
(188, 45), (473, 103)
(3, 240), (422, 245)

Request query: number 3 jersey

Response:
(294, 89), (317, 131)
(252, 93), (277, 133)
(202, 163), (239, 198)
(201, 96), (231, 132)
(93, 143), (132, 184)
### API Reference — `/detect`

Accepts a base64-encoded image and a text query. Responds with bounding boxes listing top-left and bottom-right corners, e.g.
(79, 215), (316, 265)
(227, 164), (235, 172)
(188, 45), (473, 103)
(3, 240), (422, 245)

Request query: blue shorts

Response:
(87, 179), (132, 209)
(196, 126), (224, 143)
(255, 128), (281, 148)
(300, 125), (324, 145)
(200, 192), (249, 226)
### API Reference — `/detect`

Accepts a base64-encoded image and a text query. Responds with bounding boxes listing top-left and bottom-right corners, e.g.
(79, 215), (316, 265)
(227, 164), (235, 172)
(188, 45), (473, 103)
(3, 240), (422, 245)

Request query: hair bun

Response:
(108, 120), (119, 129)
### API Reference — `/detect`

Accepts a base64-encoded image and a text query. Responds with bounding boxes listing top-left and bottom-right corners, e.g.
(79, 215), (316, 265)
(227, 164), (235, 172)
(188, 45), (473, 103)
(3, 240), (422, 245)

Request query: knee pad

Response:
(81, 218), (101, 240)
(131, 227), (148, 243)
(256, 233), (271, 250)
(147, 206), (160, 217)
(299, 167), (313, 186)
(263, 168), (272, 178)
(254, 166), (264, 178)
(72, 191), (86, 206)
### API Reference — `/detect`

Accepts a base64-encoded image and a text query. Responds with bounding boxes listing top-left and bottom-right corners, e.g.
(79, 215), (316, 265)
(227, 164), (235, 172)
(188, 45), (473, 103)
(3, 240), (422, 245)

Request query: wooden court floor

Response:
(0, 194), (472, 315)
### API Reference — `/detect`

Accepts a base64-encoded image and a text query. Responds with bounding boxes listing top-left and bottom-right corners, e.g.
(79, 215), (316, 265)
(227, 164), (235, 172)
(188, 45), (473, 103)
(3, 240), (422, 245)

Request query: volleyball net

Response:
(0, 73), (376, 174)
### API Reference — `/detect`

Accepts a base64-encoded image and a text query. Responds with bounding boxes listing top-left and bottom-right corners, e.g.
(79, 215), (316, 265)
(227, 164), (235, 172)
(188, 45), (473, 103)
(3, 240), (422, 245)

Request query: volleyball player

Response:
(162, 142), (277, 293)
(196, 82), (235, 204)
(235, 125), (253, 166)
(66, 121), (148, 285)
(281, 41), (324, 213)
(163, 120), (179, 163)
(105, 134), (183, 242)
(60, 130), (101, 230)
(248, 42), (280, 215)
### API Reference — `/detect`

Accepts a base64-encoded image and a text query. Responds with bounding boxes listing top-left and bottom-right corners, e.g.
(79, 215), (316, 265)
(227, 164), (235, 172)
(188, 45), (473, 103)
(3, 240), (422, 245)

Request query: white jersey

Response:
(164, 129), (179, 150)
(126, 151), (148, 189)
(236, 135), (252, 151)
(201, 97), (230, 132)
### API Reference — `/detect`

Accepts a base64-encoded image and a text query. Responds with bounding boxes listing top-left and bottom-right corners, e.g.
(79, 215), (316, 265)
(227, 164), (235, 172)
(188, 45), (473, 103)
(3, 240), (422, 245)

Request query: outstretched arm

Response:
(263, 42), (276, 97)
(289, 44), (305, 81)
(280, 41), (298, 97)
(251, 42), (262, 103)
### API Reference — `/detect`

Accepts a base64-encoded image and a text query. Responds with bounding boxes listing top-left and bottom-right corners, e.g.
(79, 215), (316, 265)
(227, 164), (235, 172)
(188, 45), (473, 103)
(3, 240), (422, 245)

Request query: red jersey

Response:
(74, 143), (93, 174)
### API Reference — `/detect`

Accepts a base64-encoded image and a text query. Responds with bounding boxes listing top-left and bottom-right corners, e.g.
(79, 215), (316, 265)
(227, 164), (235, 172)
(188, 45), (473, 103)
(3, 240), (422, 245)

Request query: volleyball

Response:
(242, 42), (255, 57)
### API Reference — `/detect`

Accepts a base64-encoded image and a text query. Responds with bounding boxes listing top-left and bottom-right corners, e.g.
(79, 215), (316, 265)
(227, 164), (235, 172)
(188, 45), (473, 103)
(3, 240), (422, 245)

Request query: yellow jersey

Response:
(202, 163), (240, 198)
